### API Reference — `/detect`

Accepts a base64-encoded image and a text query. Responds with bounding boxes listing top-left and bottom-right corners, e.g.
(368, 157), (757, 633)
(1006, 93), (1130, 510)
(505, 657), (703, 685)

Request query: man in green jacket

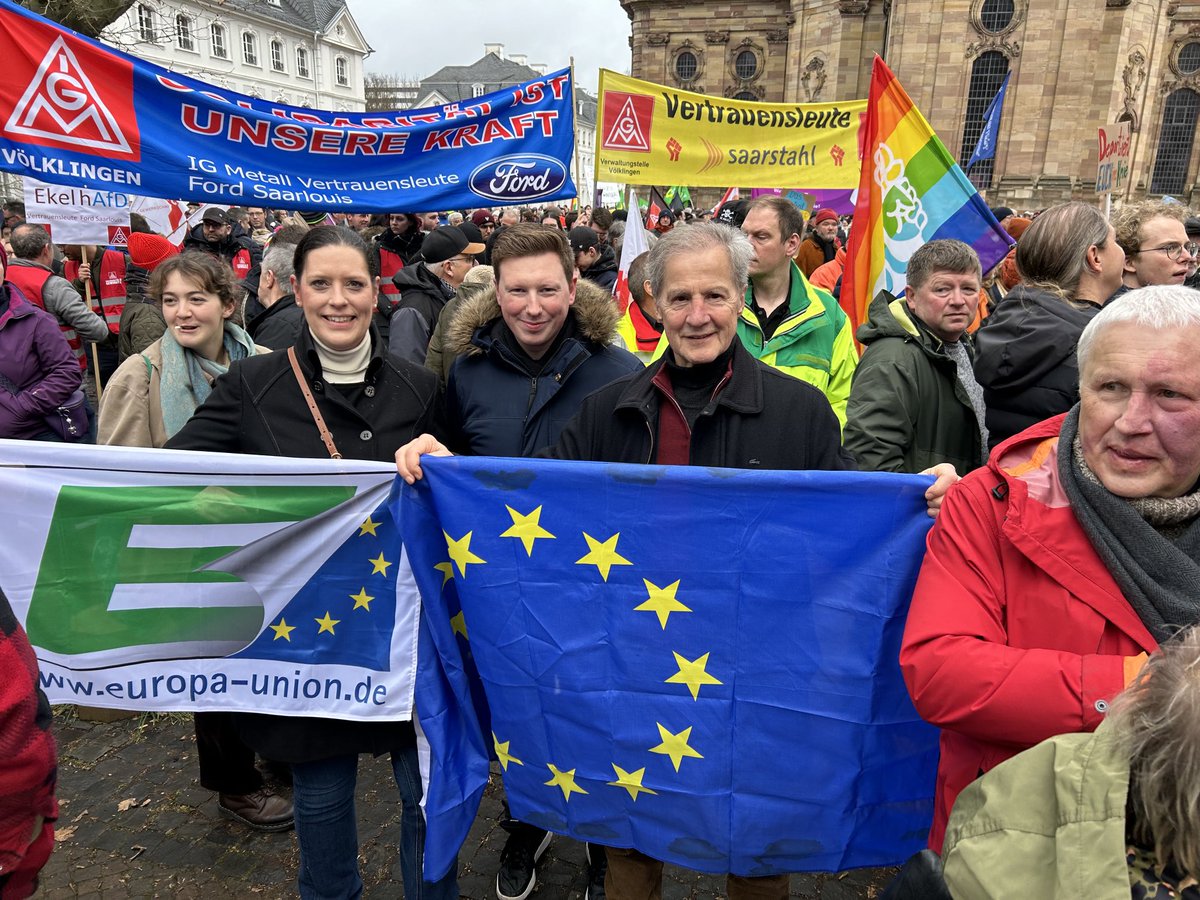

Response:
(843, 239), (988, 475)
(737, 197), (858, 428)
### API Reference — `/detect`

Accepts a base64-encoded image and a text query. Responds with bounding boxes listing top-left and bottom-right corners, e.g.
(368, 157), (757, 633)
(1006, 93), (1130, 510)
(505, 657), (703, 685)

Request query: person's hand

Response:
(77, 262), (91, 282)
(395, 433), (452, 484)
(919, 463), (960, 519)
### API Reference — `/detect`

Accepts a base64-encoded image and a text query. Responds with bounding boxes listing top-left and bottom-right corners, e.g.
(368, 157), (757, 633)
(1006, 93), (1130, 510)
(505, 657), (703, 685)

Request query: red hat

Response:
(471, 209), (495, 227)
(812, 208), (838, 226)
(128, 232), (180, 272)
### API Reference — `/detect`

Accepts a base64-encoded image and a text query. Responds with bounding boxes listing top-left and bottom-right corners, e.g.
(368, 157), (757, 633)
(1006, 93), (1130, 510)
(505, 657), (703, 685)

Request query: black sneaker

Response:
(585, 843), (606, 900)
(496, 826), (551, 900)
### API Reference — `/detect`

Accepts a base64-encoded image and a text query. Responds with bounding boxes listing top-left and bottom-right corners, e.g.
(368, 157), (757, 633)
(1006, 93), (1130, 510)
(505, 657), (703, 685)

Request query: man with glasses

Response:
(388, 225), (485, 363)
(1112, 200), (1197, 299)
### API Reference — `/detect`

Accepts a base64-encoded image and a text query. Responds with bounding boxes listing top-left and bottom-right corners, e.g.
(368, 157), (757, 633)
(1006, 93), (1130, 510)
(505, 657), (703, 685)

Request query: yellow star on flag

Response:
(350, 588), (374, 611)
(500, 505), (556, 556)
(635, 579), (691, 629)
(545, 764), (589, 801)
(434, 561), (455, 588)
(492, 733), (524, 771)
(444, 531), (486, 578)
(315, 611), (340, 635)
(270, 619), (295, 641)
(650, 723), (703, 772)
(358, 516), (381, 537)
(608, 764), (658, 801)
(575, 532), (633, 582)
(666, 651), (723, 700)
(450, 611), (468, 640)
(368, 552), (392, 576)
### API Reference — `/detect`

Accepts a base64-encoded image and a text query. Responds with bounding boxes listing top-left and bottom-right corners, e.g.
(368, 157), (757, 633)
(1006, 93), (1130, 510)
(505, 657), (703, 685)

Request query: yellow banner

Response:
(594, 69), (866, 189)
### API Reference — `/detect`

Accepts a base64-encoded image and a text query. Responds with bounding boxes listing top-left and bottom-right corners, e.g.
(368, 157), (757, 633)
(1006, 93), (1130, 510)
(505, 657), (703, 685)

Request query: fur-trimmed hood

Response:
(444, 277), (621, 358)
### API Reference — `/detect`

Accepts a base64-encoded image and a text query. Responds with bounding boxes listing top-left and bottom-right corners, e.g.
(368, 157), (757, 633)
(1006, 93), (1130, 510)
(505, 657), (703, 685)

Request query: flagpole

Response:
(569, 57), (584, 206)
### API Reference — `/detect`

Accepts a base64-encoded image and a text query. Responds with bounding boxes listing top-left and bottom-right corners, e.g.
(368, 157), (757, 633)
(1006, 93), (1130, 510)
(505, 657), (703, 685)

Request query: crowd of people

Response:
(2, 189), (1200, 900)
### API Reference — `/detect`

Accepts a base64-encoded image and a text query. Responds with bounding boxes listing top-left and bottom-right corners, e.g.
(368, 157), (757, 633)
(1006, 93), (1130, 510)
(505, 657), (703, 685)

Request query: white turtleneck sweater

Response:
(311, 332), (371, 384)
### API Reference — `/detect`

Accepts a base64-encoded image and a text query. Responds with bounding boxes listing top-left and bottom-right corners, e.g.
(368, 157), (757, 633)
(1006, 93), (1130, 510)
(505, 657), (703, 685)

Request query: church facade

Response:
(621, 0), (1200, 209)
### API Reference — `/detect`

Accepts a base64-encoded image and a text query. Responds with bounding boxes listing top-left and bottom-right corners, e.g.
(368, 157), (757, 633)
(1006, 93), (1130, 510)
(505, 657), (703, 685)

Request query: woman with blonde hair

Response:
(973, 201), (1125, 447)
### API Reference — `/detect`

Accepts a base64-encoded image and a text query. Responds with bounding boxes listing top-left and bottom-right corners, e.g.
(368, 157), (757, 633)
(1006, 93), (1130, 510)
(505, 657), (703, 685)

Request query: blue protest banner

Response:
(403, 456), (940, 876)
(0, 0), (576, 211)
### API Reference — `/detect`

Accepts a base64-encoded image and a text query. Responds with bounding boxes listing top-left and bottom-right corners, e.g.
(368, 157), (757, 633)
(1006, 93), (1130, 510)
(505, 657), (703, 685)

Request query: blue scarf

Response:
(159, 321), (256, 437)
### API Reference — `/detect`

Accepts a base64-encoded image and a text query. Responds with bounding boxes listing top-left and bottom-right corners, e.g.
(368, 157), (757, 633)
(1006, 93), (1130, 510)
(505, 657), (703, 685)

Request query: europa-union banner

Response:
(595, 69), (865, 189)
(0, 0), (576, 211)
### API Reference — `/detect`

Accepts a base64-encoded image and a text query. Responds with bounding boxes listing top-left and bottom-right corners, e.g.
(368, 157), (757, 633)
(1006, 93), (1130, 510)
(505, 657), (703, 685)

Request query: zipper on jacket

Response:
(525, 376), (538, 418)
(643, 417), (655, 464)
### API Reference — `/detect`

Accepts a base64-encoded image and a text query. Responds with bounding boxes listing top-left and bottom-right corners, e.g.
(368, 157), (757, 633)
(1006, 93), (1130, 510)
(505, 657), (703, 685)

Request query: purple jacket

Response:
(0, 284), (81, 439)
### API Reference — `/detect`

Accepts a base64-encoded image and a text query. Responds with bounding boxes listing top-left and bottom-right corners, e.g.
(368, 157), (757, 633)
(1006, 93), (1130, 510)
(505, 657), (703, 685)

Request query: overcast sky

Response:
(346, 0), (632, 94)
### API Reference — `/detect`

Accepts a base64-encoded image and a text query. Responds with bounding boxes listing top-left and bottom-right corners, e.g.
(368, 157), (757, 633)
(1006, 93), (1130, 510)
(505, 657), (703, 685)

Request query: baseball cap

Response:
(471, 209), (496, 228)
(201, 207), (231, 226)
(458, 221), (485, 245)
(568, 226), (599, 253)
(421, 226), (486, 264)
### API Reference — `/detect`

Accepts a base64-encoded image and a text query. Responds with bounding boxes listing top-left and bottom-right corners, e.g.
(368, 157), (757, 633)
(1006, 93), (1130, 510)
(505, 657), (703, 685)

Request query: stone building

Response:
(621, 0), (1200, 208)
(102, 0), (370, 111)
(413, 46), (600, 205)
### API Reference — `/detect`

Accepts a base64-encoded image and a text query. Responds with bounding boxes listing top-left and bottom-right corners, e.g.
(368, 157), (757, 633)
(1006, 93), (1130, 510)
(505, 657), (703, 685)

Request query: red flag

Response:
(710, 186), (739, 216)
(644, 188), (669, 230)
(613, 188), (649, 313)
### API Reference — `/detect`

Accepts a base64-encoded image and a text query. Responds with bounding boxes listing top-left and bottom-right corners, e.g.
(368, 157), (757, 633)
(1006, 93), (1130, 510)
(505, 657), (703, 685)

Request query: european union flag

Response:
(232, 496), (401, 670)
(404, 457), (940, 876)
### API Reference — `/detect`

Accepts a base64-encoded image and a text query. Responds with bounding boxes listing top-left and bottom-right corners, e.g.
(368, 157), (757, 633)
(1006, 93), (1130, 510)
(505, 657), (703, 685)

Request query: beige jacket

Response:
(98, 339), (269, 448)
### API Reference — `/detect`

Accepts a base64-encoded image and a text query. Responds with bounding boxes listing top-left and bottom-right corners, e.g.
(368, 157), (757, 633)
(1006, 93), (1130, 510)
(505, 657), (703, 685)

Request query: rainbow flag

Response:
(843, 57), (1013, 332)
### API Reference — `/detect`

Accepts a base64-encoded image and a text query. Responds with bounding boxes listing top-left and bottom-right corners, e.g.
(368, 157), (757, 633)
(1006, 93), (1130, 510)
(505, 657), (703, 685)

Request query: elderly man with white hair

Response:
(900, 284), (1200, 854)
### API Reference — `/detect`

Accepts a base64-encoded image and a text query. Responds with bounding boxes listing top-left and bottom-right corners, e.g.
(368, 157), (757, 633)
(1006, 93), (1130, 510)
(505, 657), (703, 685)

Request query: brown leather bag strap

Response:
(287, 346), (342, 460)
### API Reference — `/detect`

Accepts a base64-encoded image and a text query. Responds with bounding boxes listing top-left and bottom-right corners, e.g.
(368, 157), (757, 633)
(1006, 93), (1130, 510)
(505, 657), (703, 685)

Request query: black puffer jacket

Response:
(973, 284), (1101, 448)
(166, 324), (444, 763)
(389, 263), (455, 365)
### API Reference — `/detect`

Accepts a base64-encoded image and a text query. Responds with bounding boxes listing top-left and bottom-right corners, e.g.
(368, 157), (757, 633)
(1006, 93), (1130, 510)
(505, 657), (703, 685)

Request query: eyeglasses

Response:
(450, 255), (476, 265)
(1131, 241), (1199, 261)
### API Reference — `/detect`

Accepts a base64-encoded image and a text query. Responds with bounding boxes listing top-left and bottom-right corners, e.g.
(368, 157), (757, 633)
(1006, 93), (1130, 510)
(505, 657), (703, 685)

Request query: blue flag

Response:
(966, 71), (1010, 171)
(0, 0), (576, 211)
(403, 457), (940, 876)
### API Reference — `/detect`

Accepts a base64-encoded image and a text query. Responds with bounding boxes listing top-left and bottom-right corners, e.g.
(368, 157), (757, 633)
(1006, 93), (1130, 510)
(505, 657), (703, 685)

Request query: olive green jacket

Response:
(843, 292), (984, 475)
(942, 720), (1131, 900)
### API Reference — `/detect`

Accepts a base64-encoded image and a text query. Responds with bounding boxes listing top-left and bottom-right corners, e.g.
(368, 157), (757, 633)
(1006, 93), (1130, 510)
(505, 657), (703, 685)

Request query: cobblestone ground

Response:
(41, 711), (896, 899)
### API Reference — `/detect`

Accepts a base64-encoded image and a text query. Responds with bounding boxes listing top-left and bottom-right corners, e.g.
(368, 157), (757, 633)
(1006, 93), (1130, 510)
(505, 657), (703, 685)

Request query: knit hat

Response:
(471, 209), (495, 227)
(812, 208), (839, 226)
(990, 206), (1015, 222)
(1004, 217), (1032, 241)
(128, 233), (180, 272)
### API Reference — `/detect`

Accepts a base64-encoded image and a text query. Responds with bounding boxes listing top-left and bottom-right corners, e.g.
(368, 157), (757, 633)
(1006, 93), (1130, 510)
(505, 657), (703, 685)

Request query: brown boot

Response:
(218, 787), (294, 832)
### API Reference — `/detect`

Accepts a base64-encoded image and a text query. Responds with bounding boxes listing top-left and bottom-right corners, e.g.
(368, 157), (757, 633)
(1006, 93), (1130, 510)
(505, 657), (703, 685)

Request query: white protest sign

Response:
(1096, 122), (1132, 195)
(23, 177), (131, 245)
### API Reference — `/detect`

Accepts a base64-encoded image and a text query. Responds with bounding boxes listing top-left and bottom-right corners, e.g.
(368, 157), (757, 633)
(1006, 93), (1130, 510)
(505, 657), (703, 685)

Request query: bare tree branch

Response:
(18, 1), (137, 39)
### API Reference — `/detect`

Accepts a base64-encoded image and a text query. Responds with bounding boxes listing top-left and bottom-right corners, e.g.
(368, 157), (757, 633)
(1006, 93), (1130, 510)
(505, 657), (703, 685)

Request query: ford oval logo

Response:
(469, 154), (568, 203)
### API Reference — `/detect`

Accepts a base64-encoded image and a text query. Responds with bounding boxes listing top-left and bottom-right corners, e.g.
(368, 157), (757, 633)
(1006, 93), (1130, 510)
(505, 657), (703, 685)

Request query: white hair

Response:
(645, 222), (754, 300)
(1077, 285), (1200, 374)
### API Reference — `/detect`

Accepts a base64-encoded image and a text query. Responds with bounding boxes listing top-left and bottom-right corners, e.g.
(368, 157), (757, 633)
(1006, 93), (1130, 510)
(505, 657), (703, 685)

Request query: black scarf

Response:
(1057, 405), (1200, 641)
